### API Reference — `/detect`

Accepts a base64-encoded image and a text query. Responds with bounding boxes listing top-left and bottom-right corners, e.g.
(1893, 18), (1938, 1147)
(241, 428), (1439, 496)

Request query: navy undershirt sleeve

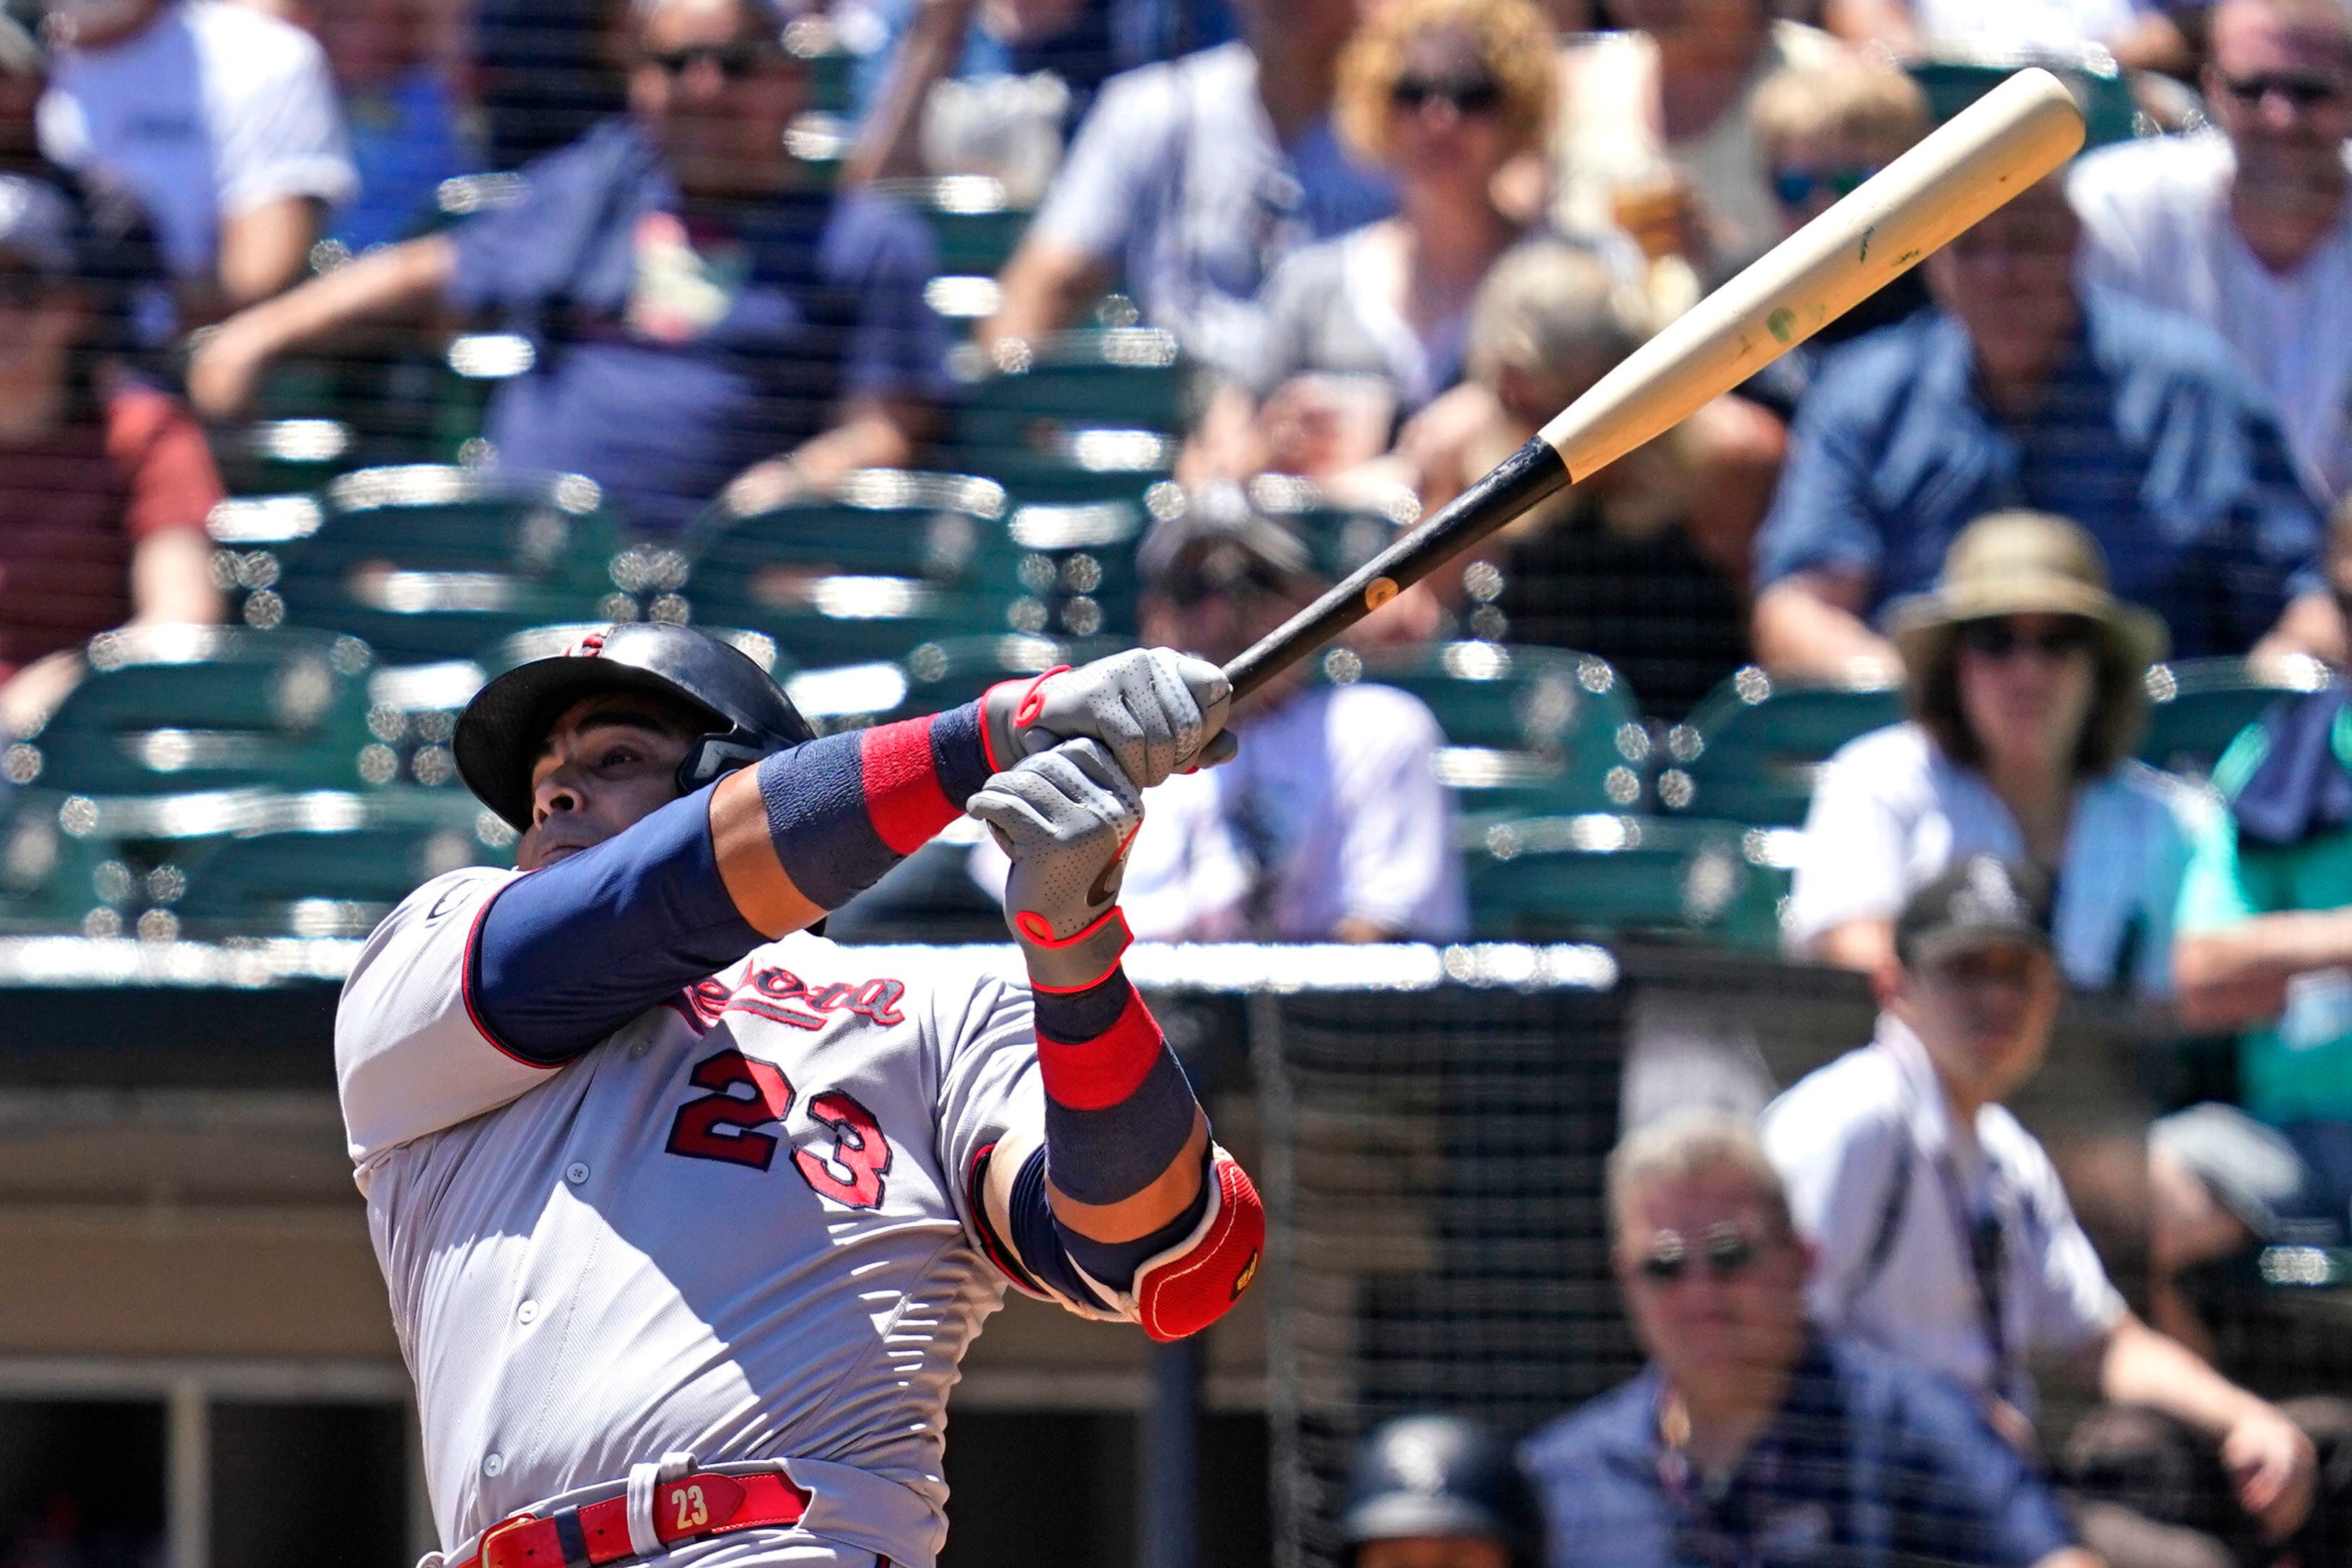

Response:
(1003, 1144), (1214, 1300)
(471, 785), (766, 1063)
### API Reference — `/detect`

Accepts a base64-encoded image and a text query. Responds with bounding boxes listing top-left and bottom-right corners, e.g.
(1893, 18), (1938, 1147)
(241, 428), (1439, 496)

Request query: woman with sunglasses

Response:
(1197, 0), (1555, 485)
(1785, 510), (2207, 999)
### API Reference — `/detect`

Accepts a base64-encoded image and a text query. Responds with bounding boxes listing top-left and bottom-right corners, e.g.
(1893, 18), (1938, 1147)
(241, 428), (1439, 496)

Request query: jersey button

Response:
(482, 1453), (504, 1479)
(564, 1162), (590, 1186)
(516, 1300), (538, 1326)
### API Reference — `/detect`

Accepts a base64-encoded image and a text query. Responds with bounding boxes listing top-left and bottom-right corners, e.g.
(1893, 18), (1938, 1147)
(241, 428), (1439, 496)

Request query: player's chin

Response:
(517, 828), (603, 872)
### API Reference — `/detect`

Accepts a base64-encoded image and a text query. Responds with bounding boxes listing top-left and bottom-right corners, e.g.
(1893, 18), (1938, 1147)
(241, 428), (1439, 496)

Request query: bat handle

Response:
(1220, 438), (1573, 703)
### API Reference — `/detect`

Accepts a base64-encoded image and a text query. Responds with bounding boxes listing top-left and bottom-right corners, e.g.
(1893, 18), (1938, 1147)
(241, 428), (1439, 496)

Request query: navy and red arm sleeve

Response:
(472, 701), (998, 1061)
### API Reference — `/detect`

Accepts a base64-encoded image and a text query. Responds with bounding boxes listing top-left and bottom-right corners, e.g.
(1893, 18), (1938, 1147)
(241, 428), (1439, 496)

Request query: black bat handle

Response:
(1221, 437), (1573, 703)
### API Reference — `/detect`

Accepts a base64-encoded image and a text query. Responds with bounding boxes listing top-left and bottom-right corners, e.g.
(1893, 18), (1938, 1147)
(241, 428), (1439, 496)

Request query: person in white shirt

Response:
(1786, 510), (2208, 998)
(1820, 0), (2192, 74)
(37, 0), (354, 317)
(973, 494), (1469, 942)
(1763, 857), (2323, 1566)
(2069, 0), (2352, 499)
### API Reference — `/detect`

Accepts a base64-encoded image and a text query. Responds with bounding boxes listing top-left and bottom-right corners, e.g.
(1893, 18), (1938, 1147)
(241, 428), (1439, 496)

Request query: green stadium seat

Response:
(1908, 50), (2141, 147)
(2139, 654), (2333, 779)
(1660, 667), (1902, 828)
(0, 792), (122, 933)
(875, 175), (1033, 278)
(681, 470), (1025, 665)
(1466, 813), (1785, 946)
(262, 467), (639, 663)
(169, 789), (514, 938)
(1251, 478), (1416, 582)
(1005, 496), (1150, 639)
(1335, 642), (1652, 820)
(947, 329), (1188, 502)
(1, 626), (382, 797)
(892, 631), (1122, 718)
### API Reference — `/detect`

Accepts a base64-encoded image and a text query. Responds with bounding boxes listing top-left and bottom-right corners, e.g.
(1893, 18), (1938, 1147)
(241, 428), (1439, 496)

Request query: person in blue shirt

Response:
(318, 0), (482, 255)
(1521, 1109), (2093, 1568)
(188, 0), (953, 535)
(1749, 173), (2346, 683)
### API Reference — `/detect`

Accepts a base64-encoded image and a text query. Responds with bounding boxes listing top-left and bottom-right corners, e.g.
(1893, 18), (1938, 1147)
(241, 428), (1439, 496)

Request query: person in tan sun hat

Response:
(1784, 510), (2215, 999)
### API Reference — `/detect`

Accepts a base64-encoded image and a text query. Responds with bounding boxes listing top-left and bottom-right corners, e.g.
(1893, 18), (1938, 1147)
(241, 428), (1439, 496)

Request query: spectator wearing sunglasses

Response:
(188, 0), (951, 534)
(1763, 858), (2333, 1568)
(1752, 173), (2343, 683)
(971, 491), (1466, 943)
(1522, 1108), (2094, 1568)
(1731, 51), (1933, 424)
(1786, 512), (2208, 997)
(1201, 0), (1555, 486)
(1548, 0), (1846, 315)
(2071, 0), (2352, 503)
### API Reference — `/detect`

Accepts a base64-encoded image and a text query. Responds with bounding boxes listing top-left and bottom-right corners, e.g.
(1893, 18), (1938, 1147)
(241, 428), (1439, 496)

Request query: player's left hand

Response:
(969, 740), (1142, 987)
(984, 648), (1236, 791)
(2223, 1404), (2317, 1541)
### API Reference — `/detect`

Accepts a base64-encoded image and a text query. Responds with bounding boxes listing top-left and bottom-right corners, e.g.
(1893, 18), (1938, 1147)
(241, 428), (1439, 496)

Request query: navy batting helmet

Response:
(455, 623), (816, 832)
(1339, 1415), (1537, 1566)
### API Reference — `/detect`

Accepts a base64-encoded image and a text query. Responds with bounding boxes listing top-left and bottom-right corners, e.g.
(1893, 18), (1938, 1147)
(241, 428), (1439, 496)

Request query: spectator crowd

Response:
(14, 0), (2352, 1563)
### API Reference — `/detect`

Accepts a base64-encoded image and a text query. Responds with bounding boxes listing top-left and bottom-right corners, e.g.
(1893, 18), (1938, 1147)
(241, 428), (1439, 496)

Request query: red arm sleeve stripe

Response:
(1035, 983), (1166, 1111)
(858, 713), (959, 855)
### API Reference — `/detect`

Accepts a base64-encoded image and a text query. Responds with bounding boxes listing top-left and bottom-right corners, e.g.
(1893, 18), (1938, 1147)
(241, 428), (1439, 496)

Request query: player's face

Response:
(1952, 613), (2098, 778)
(2207, 1), (2352, 203)
(518, 696), (699, 871)
(629, 0), (810, 200)
(1616, 1170), (1807, 1396)
(1894, 938), (2061, 1104)
(1356, 1538), (1513, 1568)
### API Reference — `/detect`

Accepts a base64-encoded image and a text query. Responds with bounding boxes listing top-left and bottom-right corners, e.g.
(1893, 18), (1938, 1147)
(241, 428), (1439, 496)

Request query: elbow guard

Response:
(974, 1136), (1264, 1341)
(1131, 1144), (1264, 1341)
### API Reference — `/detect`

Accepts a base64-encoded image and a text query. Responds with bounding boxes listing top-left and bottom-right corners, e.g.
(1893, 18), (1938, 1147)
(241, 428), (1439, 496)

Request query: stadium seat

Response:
(1335, 642), (1652, 820)
(2139, 654), (2334, 779)
(1006, 496), (1150, 639)
(1251, 475), (1417, 582)
(169, 789), (514, 939)
(681, 470), (1023, 665)
(1660, 667), (1902, 828)
(0, 791), (123, 933)
(947, 329), (1188, 502)
(1, 626), (382, 797)
(255, 467), (640, 664)
(1907, 48), (2141, 147)
(892, 631), (1123, 718)
(1466, 813), (1785, 946)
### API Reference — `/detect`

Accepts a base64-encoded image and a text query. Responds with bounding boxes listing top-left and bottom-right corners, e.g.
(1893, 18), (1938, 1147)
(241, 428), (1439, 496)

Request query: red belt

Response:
(454, 1467), (812, 1568)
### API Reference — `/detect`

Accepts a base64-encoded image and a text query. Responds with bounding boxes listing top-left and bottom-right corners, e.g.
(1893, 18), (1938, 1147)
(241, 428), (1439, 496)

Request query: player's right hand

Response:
(969, 740), (1142, 984)
(983, 648), (1236, 791)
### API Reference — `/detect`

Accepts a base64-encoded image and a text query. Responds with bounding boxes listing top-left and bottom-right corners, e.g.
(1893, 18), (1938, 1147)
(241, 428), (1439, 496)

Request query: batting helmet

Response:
(1339, 1414), (1537, 1566)
(455, 624), (816, 832)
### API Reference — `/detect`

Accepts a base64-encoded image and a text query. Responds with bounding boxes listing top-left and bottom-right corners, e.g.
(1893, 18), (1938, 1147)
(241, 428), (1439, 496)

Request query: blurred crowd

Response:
(14, 0), (2352, 1563)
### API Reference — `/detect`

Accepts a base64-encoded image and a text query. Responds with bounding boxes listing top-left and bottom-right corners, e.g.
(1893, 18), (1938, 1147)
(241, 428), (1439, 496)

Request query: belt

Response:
(452, 1454), (813, 1568)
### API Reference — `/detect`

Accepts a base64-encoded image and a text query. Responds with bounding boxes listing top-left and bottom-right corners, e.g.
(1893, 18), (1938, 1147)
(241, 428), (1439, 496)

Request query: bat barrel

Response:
(1539, 66), (2084, 480)
(1220, 66), (2086, 703)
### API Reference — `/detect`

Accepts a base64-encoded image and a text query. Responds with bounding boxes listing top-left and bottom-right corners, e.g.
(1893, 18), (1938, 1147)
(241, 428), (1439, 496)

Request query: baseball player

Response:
(334, 623), (1264, 1568)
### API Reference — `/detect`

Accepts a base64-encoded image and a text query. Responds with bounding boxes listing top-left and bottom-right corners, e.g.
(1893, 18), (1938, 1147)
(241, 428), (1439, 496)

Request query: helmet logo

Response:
(569, 631), (608, 659)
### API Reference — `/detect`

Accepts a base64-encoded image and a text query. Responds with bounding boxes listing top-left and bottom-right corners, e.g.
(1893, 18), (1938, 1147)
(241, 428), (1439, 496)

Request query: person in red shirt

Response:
(0, 171), (222, 739)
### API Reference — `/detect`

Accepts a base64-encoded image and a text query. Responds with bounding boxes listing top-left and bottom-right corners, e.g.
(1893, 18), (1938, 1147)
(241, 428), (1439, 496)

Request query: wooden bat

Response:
(1221, 66), (2086, 702)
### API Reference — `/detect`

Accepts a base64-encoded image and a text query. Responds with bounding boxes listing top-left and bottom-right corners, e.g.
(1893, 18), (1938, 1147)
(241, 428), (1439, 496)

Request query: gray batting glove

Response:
(981, 647), (1237, 791)
(969, 739), (1143, 991)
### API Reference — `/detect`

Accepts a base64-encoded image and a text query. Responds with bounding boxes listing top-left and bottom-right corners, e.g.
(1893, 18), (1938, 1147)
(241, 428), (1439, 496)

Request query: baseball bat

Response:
(1221, 65), (2086, 702)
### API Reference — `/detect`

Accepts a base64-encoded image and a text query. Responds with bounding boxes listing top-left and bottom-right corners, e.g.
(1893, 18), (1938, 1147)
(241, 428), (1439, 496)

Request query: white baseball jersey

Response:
(337, 866), (1049, 1568)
